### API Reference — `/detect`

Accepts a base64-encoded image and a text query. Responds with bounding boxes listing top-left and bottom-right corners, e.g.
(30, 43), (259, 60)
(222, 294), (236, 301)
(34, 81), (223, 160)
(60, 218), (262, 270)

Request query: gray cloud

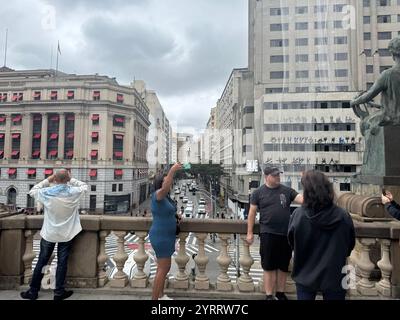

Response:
(0, 0), (247, 130)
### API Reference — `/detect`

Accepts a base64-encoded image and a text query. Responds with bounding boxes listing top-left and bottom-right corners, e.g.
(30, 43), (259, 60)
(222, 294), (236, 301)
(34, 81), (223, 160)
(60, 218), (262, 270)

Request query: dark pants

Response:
(29, 238), (73, 295)
(296, 284), (346, 301)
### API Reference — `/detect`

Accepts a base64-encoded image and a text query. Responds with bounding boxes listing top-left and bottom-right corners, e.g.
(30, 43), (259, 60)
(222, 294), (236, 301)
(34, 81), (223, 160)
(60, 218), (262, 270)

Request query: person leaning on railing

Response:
(382, 191), (400, 220)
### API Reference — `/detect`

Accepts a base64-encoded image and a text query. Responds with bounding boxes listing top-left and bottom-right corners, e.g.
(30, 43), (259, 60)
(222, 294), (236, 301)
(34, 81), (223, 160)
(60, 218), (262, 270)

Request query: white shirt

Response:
(29, 178), (88, 243)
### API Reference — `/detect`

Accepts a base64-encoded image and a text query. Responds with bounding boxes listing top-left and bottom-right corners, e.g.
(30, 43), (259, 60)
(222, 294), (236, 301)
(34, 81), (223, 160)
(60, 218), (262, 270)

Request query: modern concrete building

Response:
(0, 68), (150, 213)
(132, 80), (170, 176)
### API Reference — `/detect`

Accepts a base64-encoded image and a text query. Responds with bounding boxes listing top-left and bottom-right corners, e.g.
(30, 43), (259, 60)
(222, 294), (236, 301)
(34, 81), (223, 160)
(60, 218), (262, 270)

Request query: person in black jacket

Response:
(381, 191), (400, 220)
(288, 170), (355, 300)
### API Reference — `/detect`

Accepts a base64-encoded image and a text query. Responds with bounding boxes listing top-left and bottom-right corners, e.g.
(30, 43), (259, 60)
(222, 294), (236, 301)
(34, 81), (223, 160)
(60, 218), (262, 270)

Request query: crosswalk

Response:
(227, 246), (263, 281)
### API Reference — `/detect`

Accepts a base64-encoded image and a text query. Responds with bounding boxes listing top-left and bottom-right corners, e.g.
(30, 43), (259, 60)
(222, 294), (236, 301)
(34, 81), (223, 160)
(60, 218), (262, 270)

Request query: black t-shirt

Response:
(250, 184), (298, 235)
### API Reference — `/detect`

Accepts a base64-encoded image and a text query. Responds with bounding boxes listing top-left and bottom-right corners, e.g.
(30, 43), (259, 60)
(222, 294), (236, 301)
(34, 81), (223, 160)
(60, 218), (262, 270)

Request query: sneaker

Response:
(159, 294), (173, 300)
(276, 292), (289, 300)
(265, 295), (278, 300)
(20, 290), (38, 300)
(54, 290), (74, 301)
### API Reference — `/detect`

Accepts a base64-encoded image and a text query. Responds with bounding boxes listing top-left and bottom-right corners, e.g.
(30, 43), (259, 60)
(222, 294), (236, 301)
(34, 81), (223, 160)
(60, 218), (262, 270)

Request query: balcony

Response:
(0, 198), (399, 299)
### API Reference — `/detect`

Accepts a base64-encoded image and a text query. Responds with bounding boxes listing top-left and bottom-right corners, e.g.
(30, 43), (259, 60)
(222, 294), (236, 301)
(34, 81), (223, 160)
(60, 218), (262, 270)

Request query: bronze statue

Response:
(350, 37), (400, 175)
(350, 36), (400, 136)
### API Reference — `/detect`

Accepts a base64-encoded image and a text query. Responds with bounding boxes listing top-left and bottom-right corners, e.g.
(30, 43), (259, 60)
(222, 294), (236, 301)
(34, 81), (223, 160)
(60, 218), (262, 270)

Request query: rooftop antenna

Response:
(3, 28), (8, 67)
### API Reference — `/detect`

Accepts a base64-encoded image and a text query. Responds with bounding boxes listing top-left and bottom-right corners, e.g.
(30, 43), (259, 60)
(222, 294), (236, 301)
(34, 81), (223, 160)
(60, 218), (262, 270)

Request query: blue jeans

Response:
(29, 238), (73, 295)
(296, 284), (346, 300)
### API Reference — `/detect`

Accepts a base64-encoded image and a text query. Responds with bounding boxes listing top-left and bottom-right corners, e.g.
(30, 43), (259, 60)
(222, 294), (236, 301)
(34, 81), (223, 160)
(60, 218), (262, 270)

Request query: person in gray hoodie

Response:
(288, 170), (355, 300)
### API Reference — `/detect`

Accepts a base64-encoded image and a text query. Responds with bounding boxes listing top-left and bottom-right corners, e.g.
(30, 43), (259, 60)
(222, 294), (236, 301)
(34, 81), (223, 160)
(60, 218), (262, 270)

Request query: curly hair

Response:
(301, 170), (335, 212)
(388, 36), (400, 58)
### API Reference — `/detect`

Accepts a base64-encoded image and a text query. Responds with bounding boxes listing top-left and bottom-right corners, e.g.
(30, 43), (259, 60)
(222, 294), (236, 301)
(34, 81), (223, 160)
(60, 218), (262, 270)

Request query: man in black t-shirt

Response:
(247, 166), (303, 300)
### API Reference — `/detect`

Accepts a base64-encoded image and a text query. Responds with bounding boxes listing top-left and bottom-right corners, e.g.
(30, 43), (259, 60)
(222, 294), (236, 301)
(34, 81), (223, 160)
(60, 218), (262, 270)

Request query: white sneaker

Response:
(159, 295), (173, 300)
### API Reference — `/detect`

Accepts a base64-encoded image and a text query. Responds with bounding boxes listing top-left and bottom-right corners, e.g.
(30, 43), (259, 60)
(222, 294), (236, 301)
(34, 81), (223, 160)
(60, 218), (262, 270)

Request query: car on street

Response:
(199, 198), (206, 206)
(184, 207), (193, 218)
(182, 196), (188, 203)
(198, 204), (206, 214)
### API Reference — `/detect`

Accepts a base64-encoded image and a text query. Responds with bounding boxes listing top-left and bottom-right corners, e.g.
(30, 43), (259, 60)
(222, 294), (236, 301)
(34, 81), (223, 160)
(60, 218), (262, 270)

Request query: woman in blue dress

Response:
(149, 162), (182, 300)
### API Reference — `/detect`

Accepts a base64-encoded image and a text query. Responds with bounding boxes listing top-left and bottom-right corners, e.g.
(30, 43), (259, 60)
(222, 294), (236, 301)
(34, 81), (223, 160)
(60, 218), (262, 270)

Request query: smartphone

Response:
(382, 188), (387, 196)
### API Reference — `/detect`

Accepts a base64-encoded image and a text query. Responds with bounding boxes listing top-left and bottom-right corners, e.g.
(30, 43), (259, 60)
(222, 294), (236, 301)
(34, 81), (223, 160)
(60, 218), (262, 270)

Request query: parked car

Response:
(182, 196), (188, 203)
(198, 204), (206, 214)
(199, 198), (206, 206)
(184, 207), (193, 218)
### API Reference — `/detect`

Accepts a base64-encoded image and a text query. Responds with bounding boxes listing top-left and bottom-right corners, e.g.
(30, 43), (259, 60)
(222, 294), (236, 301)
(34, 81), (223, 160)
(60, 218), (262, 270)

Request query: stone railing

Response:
(0, 212), (399, 299)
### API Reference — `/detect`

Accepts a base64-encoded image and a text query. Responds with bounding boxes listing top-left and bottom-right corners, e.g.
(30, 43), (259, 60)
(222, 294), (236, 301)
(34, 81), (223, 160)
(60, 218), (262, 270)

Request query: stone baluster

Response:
(131, 231), (149, 288)
(97, 230), (109, 287)
(174, 232), (190, 289)
(376, 239), (393, 297)
(216, 233), (232, 291)
(22, 230), (36, 284)
(357, 238), (377, 296)
(194, 233), (209, 290)
(110, 231), (128, 287)
(237, 234), (254, 292)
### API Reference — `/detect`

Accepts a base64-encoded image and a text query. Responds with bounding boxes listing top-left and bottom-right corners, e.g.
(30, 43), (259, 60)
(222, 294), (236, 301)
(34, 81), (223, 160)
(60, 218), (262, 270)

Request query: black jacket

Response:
(288, 204), (355, 292)
(384, 201), (400, 220)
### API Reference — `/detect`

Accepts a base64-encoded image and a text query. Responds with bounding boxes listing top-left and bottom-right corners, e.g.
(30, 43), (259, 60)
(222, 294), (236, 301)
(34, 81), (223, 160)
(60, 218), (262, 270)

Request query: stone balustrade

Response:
(0, 214), (399, 299)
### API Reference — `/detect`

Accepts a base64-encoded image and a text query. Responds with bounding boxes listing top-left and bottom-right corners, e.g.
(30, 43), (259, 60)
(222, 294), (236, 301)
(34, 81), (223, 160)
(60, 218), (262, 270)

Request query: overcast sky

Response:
(0, 0), (248, 133)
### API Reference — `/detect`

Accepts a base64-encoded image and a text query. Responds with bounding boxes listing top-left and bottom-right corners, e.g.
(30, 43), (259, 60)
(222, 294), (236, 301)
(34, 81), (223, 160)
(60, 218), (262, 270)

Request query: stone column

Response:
(216, 233), (232, 291)
(357, 238), (377, 296)
(3, 113), (11, 159)
(97, 230), (109, 287)
(110, 231), (128, 288)
(22, 230), (36, 285)
(194, 233), (209, 290)
(20, 113), (33, 160)
(58, 113), (65, 159)
(237, 234), (254, 292)
(376, 239), (392, 297)
(40, 113), (48, 159)
(131, 231), (149, 288)
(173, 232), (189, 289)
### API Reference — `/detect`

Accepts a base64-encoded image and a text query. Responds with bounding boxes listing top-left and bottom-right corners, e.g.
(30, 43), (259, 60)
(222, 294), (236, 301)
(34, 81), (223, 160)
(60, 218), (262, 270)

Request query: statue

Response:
(350, 36), (400, 175)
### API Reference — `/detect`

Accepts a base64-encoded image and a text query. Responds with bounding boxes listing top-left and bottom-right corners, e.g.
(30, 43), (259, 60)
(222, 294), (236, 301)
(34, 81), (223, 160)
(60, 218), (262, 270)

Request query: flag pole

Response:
(3, 28), (8, 67)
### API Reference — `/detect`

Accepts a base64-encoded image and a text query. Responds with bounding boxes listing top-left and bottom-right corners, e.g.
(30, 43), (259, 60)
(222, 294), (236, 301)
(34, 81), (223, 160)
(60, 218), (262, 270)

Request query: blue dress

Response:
(149, 192), (177, 258)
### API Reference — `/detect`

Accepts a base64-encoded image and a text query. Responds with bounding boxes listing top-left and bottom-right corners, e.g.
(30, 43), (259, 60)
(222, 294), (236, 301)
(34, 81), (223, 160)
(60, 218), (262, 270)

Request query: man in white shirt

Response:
(20, 169), (88, 300)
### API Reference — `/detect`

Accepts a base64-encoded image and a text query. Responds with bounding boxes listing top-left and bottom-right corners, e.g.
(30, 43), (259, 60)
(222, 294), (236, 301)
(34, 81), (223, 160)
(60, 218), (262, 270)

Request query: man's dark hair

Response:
(301, 170), (335, 212)
(153, 173), (167, 191)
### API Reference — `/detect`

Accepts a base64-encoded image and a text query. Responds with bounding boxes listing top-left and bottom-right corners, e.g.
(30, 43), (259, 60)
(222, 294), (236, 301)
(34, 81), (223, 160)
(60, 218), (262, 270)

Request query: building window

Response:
(335, 69), (348, 77)
(363, 0), (370, 6)
(333, 4), (346, 12)
(295, 54), (308, 62)
(270, 23), (289, 31)
(50, 91), (58, 100)
(8, 168), (17, 179)
(295, 87), (309, 93)
(0, 93), (7, 102)
(270, 7), (289, 16)
(92, 114), (99, 125)
(44, 169), (53, 178)
(113, 134), (124, 160)
(340, 183), (351, 191)
(270, 71), (289, 79)
(315, 53), (328, 61)
(90, 195), (96, 210)
(295, 6), (308, 14)
(295, 22), (308, 30)
(12, 114), (22, 125)
(90, 150), (98, 160)
(334, 36), (347, 45)
(112, 184), (117, 192)
(314, 5), (327, 13)
(270, 39), (289, 47)
(113, 115), (125, 127)
(93, 91), (100, 101)
(33, 91), (41, 100)
(91, 132), (99, 143)
(91, 185), (96, 192)
(363, 16), (371, 24)
(378, 32), (392, 40)
(377, 0), (391, 6)
(116, 93), (124, 103)
(377, 15), (391, 23)
(366, 65), (374, 73)
(296, 70), (309, 78)
(333, 21), (343, 29)
(364, 32), (371, 40)
(67, 90), (75, 100)
(119, 184), (123, 192)
(334, 53), (348, 61)
(314, 37), (328, 45)
(378, 49), (391, 56)
(315, 70), (329, 78)
(295, 38), (308, 46)
(89, 169), (97, 180)
(114, 169), (123, 180)
(27, 168), (36, 179)
(270, 55), (289, 63)
(12, 93), (23, 102)
(314, 21), (327, 29)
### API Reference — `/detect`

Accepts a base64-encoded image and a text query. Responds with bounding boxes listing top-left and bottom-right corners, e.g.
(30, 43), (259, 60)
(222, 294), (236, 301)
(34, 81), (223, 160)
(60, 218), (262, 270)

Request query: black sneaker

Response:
(276, 292), (288, 300)
(20, 290), (38, 300)
(265, 295), (278, 300)
(54, 290), (73, 301)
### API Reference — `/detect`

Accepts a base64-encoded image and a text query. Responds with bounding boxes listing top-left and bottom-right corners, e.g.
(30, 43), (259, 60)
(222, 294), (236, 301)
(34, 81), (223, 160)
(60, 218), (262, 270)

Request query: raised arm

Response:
(156, 163), (182, 201)
(28, 177), (51, 199)
(69, 178), (89, 193)
(350, 74), (386, 107)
